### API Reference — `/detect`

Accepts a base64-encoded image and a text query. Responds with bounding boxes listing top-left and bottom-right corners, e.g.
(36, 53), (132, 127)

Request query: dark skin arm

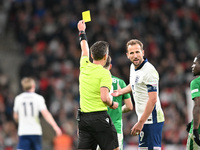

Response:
(193, 97), (200, 129)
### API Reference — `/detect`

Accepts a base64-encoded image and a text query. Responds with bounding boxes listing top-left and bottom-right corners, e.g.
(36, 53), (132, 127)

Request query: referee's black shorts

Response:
(77, 111), (119, 150)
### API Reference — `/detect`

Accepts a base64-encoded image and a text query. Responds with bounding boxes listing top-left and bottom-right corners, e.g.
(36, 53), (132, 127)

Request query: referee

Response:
(77, 20), (119, 150)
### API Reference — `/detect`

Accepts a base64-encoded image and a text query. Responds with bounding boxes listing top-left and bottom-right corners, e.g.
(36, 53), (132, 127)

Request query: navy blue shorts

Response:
(78, 111), (118, 150)
(138, 122), (164, 149)
(17, 135), (42, 150)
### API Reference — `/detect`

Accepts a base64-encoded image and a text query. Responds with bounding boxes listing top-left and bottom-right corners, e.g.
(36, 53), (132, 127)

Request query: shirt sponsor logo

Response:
(191, 89), (199, 94)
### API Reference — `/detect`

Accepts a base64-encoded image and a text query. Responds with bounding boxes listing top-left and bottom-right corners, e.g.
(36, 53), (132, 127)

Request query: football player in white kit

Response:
(112, 39), (164, 150)
(13, 77), (62, 150)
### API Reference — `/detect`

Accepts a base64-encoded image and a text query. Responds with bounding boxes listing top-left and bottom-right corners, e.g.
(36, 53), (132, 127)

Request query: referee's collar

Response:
(135, 58), (148, 71)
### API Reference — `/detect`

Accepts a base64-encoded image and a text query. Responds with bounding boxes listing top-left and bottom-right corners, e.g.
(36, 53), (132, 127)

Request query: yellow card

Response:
(82, 10), (91, 22)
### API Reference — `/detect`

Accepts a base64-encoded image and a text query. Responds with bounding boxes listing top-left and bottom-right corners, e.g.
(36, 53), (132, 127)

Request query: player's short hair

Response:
(126, 39), (143, 51)
(104, 55), (111, 69)
(90, 41), (109, 60)
(21, 77), (35, 91)
(196, 53), (200, 64)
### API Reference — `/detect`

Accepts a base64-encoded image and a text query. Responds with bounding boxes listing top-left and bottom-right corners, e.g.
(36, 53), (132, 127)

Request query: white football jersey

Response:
(130, 59), (164, 124)
(13, 92), (47, 135)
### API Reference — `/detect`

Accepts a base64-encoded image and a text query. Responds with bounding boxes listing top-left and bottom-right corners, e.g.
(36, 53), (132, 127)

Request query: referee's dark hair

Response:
(90, 41), (109, 60)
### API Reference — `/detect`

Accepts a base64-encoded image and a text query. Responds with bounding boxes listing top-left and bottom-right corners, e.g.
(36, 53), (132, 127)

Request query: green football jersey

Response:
(107, 75), (131, 134)
(79, 56), (112, 113)
(189, 76), (200, 134)
(186, 77), (200, 150)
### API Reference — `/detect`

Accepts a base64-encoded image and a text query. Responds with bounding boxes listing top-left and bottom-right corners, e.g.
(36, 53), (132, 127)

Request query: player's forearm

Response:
(193, 105), (200, 129)
(122, 98), (133, 113)
(13, 112), (18, 123)
(121, 84), (132, 95)
(139, 95), (157, 124)
(122, 105), (130, 113)
(42, 110), (59, 130)
(193, 100), (200, 129)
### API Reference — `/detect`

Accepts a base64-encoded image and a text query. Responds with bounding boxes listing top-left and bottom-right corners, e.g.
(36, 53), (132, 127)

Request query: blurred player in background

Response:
(97, 55), (133, 150)
(77, 20), (119, 150)
(186, 53), (200, 150)
(112, 39), (165, 150)
(13, 77), (62, 150)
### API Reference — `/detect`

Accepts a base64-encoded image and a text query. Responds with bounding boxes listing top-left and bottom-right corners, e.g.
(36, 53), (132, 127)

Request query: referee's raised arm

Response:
(77, 20), (89, 57)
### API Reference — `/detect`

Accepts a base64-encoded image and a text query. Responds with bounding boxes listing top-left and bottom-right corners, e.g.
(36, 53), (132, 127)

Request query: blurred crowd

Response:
(0, 0), (200, 149)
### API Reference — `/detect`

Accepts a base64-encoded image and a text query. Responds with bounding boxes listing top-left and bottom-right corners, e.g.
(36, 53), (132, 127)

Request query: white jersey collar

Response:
(135, 58), (148, 71)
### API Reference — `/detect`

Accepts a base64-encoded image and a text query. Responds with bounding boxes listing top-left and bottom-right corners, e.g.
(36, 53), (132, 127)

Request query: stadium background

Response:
(0, 0), (199, 149)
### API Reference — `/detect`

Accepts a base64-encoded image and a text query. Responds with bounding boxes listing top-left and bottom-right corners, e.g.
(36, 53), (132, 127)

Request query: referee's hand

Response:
(77, 20), (86, 31)
(110, 102), (118, 109)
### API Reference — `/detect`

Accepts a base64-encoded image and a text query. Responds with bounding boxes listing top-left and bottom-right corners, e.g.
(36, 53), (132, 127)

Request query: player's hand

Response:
(110, 101), (118, 109)
(193, 129), (200, 146)
(77, 20), (86, 31)
(186, 122), (191, 133)
(54, 126), (62, 136)
(77, 127), (79, 136)
(130, 122), (143, 136)
(111, 83), (122, 97)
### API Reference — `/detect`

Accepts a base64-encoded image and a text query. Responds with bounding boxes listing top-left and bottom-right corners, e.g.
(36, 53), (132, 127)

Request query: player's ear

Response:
(126, 52), (129, 59)
(91, 53), (93, 59)
(103, 54), (107, 60)
(109, 64), (112, 70)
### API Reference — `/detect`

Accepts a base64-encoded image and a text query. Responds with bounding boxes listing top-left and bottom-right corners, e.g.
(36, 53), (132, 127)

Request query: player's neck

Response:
(28, 87), (35, 92)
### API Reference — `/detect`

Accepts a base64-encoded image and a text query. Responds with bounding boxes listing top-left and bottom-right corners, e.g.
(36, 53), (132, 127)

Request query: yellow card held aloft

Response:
(82, 10), (91, 22)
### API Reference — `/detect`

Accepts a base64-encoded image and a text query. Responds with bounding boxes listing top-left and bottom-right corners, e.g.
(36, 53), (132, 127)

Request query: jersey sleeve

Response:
(190, 79), (200, 100)
(80, 56), (90, 70)
(100, 69), (112, 90)
(13, 96), (19, 112)
(120, 80), (131, 99)
(38, 96), (47, 111)
(143, 68), (159, 92)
